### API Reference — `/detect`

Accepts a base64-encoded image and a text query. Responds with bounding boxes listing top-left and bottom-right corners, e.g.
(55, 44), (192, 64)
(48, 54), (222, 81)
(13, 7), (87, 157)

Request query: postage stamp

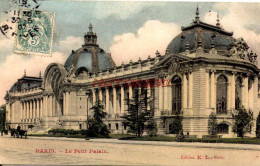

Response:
(14, 9), (55, 56)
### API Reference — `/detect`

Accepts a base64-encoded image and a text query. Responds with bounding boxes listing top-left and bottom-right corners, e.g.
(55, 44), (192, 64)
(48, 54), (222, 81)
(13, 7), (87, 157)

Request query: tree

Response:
(87, 100), (110, 137)
(232, 106), (253, 138)
(256, 111), (260, 138)
(146, 118), (158, 137)
(169, 115), (183, 134)
(122, 89), (153, 137)
(208, 112), (218, 135)
(0, 105), (6, 136)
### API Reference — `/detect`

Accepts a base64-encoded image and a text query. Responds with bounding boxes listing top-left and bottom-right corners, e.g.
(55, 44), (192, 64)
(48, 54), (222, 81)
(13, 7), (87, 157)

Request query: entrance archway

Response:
(216, 75), (228, 114)
(172, 76), (182, 114)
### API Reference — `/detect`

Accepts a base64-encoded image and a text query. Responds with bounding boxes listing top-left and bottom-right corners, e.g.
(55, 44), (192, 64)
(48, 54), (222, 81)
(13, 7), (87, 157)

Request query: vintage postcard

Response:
(0, 0), (260, 165)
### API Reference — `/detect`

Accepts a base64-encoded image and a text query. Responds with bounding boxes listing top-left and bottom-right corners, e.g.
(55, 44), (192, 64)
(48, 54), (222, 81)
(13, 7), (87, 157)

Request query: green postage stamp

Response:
(14, 9), (55, 56)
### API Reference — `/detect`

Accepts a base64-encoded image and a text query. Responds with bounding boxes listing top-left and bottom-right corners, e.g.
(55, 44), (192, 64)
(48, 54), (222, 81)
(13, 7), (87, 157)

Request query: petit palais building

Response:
(4, 9), (260, 138)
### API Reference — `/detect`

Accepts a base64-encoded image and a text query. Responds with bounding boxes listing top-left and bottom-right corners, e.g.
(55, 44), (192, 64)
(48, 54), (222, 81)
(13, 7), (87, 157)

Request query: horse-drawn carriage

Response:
(10, 126), (27, 138)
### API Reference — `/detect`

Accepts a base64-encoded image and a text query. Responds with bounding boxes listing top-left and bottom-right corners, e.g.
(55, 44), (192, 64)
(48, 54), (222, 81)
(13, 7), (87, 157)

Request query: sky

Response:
(0, 0), (260, 105)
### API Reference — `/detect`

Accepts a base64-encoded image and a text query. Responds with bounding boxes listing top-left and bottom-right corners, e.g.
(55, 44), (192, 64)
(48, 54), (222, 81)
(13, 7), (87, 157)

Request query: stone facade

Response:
(5, 8), (260, 137)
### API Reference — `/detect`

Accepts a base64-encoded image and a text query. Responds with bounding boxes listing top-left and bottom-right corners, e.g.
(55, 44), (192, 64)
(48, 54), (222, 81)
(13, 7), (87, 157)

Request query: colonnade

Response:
(206, 70), (252, 111)
(89, 83), (152, 115)
(21, 98), (43, 122)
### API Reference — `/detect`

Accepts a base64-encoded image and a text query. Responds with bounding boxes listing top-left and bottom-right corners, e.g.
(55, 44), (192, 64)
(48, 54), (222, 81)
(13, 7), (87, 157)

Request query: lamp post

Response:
(85, 90), (90, 129)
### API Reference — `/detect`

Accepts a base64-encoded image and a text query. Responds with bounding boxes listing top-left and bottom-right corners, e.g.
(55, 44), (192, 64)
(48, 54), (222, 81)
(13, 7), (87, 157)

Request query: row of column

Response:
(91, 85), (151, 115)
(206, 70), (250, 110)
(21, 98), (43, 121)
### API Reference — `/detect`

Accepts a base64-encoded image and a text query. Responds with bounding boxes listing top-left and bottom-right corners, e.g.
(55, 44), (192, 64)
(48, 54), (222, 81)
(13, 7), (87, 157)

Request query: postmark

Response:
(14, 9), (55, 56)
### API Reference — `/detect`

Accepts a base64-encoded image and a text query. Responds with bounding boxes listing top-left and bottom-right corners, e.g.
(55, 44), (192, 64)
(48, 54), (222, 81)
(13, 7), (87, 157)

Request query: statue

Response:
(228, 38), (249, 60)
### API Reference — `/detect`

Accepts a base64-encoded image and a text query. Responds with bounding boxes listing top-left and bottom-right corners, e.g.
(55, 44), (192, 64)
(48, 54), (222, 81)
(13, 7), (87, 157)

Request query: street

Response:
(0, 136), (260, 165)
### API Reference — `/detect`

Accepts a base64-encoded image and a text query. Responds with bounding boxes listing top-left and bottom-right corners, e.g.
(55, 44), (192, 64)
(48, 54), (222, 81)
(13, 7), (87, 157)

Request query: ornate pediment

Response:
(168, 58), (181, 73)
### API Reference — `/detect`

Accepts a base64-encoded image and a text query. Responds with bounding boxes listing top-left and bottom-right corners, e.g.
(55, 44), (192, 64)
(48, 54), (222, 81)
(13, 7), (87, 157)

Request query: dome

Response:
(167, 31), (234, 54)
(167, 8), (234, 54)
(64, 24), (115, 74)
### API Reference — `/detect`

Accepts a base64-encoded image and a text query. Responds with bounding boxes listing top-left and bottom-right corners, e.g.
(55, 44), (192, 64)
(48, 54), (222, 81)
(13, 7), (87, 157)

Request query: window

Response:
(108, 123), (111, 130)
(217, 123), (229, 134)
(216, 75), (227, 114)
(235, 77), (242, 110)
(172, 76), (182, 114)
(116, 123), (119, 130)
(124, 124), (127, 130)
(79, 124), (82, 130)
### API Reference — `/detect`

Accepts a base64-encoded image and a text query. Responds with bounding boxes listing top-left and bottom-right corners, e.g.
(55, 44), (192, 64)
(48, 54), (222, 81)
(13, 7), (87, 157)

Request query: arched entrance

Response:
(235, 77), (242, 110)
(217, 123), (229, 134)
(216, 75), (228, 114)
(172, 76), (182, 114)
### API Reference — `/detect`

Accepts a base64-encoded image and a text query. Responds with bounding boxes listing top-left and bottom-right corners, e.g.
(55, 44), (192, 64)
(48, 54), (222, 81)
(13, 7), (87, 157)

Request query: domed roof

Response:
(64, 24), (115, 74)
(167, 8), (234, 54)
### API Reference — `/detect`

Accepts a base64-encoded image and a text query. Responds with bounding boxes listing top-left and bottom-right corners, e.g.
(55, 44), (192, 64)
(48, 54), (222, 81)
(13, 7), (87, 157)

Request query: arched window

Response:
(172, 76), (182, 114)
(217, 123), (229, 134)
(216, 75), (227, 114)
(235, 77), (242, 110)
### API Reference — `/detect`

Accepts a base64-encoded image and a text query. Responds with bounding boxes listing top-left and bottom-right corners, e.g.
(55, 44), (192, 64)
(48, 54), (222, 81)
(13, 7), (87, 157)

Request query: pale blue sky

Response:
(0, 1), (219, 57)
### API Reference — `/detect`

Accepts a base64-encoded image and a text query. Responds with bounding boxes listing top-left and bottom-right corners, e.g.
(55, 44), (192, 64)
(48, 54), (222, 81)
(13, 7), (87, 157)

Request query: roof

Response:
(167, 8), (234, 54)
(9, 76), (42, 92)
(64, 24), (115, 74)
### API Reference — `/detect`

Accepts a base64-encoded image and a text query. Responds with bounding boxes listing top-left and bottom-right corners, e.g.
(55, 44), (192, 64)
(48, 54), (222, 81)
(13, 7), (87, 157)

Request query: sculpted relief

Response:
(228, 38), (257, 63)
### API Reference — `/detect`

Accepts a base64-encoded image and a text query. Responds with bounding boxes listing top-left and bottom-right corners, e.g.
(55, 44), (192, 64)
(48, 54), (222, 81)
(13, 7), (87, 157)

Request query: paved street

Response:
(0, 136), (260, 165)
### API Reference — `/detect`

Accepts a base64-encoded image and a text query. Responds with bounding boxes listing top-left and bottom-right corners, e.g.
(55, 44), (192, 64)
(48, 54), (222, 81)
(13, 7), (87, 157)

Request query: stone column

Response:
(121, 85), (124, 114)
(147, 84), (151, 111)
(92, 89), (96, 105)
(40, 99), (43, 118)
(163, 78), (168, 110)
(189, 71), (193, 108)
(248, 81), (253, 110)
(30, 100), (33, 120)
(106, 87), (109, 113)
(57, 101), (61, 116)
(249, 78), (254, 110)
(11, 104), (14, 122)
(227, 80), (231, 110)
(99, 88), (102, 101)
(210, 71), (215, 109)
(159, 78), (164, 110)
(36, 99), (39, 119)
(243, 76), (249, 109)
(113, 86), (117, 114)
(182, 73), (187, 109)
(231, 73), (236, 109)
(42, 96), (47, 117)
(50, 95), (53, 117)
(63, 93), (66, 115)
(129, 85), (132, 99)
(205, 71), (209, 108)
(20, 102), (23, 121)
(53, 96), (56, 116)
(33, 100), (36, 120)
(66, 92), (70, 115)
(21, 102), (24, 120)
(26, 101), (29, 120)
(35, 100), (37, 119)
